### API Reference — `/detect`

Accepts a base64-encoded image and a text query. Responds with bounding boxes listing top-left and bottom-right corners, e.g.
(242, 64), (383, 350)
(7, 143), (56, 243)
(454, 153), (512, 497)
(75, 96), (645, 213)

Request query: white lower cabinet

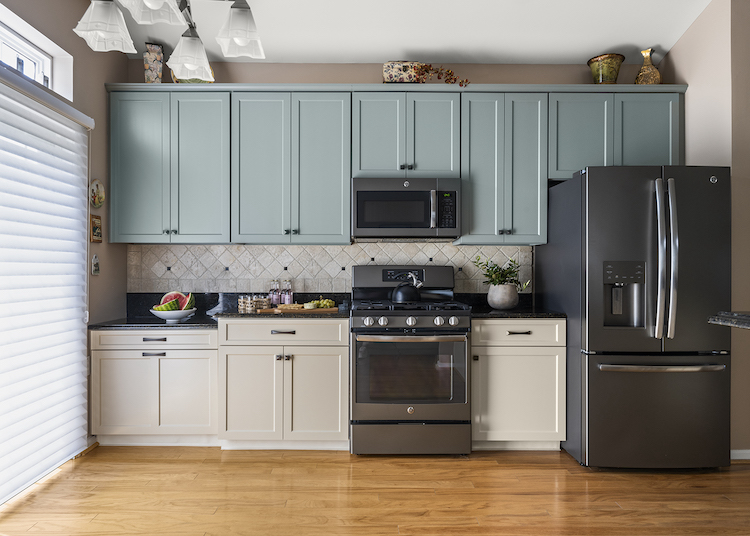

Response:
(90, 330), (218, 436)
(218, 318), (349, 444)
(471, 319), (566, 449)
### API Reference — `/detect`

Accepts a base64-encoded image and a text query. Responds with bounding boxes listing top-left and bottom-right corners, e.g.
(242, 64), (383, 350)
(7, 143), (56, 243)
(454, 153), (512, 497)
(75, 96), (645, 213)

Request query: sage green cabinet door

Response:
(291, 93), (351, 245)
(614, 93), (683, 166)
(407, 93), (460, 178)
(504, 93), (547, 245)
(352, 92), (459, 178)
(548, 93), (614, 180)
(352, 93), (406, 178)
(110, 92), (171, 243)
(170, 92), (230, 243)
(458, 93), (547, 246)
(231, 93), (291, 243)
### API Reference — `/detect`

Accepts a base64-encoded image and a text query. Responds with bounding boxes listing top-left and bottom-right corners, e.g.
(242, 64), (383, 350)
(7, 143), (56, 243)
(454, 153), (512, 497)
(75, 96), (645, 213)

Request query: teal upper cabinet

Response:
(549, 92), (682, 180)
(457, 93), (548, 246)
(548, 93), (614, 180)
(352, 92), (459, 178)
(110, 91), (230, 243)
(232, 92), (351, 245)
(614, 93), (682, 166)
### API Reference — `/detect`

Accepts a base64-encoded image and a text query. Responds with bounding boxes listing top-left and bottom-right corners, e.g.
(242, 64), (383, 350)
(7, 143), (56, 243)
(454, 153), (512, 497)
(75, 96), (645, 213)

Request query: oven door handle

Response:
(355, 334), (467, 343)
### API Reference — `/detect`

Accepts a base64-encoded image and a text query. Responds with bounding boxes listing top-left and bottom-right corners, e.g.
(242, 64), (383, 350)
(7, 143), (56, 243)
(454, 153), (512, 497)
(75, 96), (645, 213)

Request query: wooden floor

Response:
(1, 447), (750, 535)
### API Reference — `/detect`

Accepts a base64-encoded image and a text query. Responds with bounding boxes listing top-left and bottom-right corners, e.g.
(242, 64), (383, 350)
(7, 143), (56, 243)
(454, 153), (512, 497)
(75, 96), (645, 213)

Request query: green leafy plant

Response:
(472, 256), (529, 291)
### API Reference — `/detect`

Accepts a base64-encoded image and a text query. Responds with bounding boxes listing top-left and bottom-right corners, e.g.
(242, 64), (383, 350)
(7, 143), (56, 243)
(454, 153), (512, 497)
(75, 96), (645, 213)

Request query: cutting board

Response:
(256, 307), (340, 314)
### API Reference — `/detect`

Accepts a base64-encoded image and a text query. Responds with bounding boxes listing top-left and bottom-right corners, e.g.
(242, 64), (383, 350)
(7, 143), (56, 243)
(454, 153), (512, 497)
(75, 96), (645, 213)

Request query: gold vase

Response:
(635, 48), (661, 85)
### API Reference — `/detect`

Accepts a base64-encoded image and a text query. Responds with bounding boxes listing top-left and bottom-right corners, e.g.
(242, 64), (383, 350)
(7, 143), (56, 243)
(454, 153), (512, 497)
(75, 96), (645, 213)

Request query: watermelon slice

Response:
(160, 291), (185, 305)
(182, 293), (195, 310)
(159, 291), (194, 310)
(153, 298), (180, 311)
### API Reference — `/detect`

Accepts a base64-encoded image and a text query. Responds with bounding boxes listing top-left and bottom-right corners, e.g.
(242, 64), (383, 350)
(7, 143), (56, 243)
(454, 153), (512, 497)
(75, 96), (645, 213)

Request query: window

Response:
(0, 21), (52, 88)
(0, 66), (92, 506)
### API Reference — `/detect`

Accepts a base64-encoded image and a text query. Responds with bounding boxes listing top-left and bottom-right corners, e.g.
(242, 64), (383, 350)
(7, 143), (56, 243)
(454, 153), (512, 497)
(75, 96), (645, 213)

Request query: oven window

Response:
(357, 191), (431, 228)
(355, 340), (467, 404)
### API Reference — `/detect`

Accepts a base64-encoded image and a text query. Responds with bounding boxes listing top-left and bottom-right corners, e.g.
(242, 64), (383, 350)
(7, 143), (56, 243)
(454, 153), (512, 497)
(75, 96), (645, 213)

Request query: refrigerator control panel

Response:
(603, 261), (645, 284)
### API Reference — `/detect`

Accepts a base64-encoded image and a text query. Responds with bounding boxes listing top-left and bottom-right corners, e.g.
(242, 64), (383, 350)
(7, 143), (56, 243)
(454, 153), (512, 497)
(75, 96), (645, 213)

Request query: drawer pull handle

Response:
(472, 355), (479, 361)
(507, 330), (532, 335)
(143, 337), (168, 342)
(271, 330), (296, 335)
(142, 352), (166, 357)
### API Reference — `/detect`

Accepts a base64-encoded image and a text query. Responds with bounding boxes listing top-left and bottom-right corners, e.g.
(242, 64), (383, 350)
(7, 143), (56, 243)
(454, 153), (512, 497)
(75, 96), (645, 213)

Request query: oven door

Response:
(351, 333), (470, 422)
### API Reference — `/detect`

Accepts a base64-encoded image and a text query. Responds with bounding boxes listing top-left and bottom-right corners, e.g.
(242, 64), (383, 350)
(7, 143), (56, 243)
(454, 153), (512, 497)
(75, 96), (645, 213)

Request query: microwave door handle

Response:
(430, 190), (437, 228)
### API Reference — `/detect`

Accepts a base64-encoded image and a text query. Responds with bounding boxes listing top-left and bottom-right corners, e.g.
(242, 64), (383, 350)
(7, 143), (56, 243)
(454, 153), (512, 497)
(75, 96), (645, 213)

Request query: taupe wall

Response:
(661, 0), (750, 452)
(2, 0), (130, 324)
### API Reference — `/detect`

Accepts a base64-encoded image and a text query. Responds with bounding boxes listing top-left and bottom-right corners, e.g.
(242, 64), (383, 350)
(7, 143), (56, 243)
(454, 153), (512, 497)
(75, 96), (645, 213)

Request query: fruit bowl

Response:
(150, 308), (197, 323)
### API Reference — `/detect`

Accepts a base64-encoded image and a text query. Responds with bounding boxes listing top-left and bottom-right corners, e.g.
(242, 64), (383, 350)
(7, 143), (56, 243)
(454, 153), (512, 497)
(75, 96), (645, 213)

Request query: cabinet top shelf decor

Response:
(106, 83), (687, 94)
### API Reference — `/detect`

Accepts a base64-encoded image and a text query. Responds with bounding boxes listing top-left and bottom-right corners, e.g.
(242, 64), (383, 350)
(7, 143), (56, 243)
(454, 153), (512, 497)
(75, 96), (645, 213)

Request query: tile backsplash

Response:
(127, 242), (532, 294)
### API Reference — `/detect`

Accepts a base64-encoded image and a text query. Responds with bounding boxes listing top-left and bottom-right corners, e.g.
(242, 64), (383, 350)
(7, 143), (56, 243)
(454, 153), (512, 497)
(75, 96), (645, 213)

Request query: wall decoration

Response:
(90, 214), (102, 243)
(91, 254), (100, 276)
(89, 178), (105, 208)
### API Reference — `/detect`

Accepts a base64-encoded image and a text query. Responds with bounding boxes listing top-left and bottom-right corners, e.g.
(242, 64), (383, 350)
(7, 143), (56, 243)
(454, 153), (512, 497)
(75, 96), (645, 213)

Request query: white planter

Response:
(487, 284), (519, 310)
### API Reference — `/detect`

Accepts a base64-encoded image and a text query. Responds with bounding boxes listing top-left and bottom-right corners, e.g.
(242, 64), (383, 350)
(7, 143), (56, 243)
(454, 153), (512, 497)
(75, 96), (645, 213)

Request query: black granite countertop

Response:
(456, 293), (566, 319)
(708, 311), (750, 329)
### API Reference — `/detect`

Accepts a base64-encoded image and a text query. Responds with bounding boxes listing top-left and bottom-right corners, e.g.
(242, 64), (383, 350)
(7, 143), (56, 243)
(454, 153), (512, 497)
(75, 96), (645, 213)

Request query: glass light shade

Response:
(167, 35), (214, 81)
(73, 1), (136, 53)
(215, 7), (265, 58)
(119, 0), (186, 26)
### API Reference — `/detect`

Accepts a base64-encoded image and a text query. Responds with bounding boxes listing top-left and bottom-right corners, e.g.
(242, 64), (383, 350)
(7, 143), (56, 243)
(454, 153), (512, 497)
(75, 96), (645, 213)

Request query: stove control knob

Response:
(448, 316), (460, 327)
(406, 316), (418, 327)
(363, 316), (375, 327)
(378, 316), (389, 326)
(434, 316), (445, 326)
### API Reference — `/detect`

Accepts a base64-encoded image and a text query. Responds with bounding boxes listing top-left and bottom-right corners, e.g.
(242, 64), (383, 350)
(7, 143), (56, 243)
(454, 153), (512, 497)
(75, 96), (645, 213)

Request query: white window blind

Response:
(0, 72), (90, 505)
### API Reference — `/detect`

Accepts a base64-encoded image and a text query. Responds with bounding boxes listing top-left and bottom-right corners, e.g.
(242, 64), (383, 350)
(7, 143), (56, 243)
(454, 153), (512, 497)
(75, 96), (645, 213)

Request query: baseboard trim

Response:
(472, 440), (561, 451)
(731, 449), (750, 460)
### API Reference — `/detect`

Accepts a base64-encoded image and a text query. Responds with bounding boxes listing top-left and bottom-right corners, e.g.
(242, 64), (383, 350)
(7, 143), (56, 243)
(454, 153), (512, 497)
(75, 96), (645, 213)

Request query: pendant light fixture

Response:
(166, 3), (213, 82)
(73, 0), (136, 53)
(118, 0), (187, 26)
(215, 0), (264, 59)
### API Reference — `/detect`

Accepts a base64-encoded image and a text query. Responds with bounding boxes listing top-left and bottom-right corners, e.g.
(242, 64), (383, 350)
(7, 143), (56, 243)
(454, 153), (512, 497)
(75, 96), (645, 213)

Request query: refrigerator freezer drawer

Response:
(585, 354), (730, 469)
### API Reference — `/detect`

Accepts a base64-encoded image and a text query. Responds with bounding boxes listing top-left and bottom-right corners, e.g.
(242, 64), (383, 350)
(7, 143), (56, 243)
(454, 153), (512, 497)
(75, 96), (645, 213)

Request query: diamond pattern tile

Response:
(127, 242), (533, 294)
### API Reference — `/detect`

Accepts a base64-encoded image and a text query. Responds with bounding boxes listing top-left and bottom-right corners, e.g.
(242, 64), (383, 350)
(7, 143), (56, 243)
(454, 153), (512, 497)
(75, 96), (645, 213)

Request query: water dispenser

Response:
(603, 261), (645, 327)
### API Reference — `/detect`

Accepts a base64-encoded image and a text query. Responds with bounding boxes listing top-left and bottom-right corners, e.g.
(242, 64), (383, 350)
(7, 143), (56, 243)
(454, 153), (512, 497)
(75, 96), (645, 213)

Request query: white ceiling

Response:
(116, 0), (713, 66)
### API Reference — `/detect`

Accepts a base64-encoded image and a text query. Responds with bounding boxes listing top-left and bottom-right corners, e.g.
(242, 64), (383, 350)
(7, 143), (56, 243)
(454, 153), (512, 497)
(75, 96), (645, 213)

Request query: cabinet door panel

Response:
(352, 93), (406, 178)
(284, 346), (348, 441)
(614, 93), (682, 166)
(472, 347), (565, 441)
(291, 93), (351, 244)
(549, 93), (614, 179)
(220, 346), (283, 440)
(408, 93), (460, 178)
(109, 92), (170, 243)
(505, 93), (547, 245)
(459, 93), (505, 243)
(232, 92), (291, 243)
(170, 92), (230, 243)
(158, 351), (217, 432)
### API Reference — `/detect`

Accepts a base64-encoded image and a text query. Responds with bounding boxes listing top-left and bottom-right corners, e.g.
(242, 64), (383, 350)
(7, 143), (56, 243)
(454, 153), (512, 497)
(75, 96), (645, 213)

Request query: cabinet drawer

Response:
(90, 329), (218, 350)
(219, 318), (349, 346)
(471, 319), (566, 347)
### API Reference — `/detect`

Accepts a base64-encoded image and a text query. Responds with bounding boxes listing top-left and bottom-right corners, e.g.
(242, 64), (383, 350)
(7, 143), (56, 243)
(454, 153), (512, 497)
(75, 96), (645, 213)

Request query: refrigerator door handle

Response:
(666, 178), (679, 339)
(654, 178), (668, 340)
(598, 364), (726, 373)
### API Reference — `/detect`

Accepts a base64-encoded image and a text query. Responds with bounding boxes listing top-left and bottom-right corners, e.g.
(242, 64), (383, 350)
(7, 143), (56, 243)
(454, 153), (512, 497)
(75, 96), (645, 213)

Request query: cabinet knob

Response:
(407, 164), (414, 170)
(275, 354), (283, 360)
(498, 230), (505, 235)
(163, 229), (170, 234)
(171, 229), (177, 235)
(473, 355), (479, 361)
(399, 164), (406, 170)
(292, 229), (299, 235)
(284, 354), (292, 360)
(284, 229), (290, 235)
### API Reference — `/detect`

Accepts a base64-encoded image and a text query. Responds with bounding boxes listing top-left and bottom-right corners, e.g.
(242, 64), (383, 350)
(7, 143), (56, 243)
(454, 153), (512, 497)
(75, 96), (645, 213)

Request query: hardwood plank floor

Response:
(1, 447), (750, 535)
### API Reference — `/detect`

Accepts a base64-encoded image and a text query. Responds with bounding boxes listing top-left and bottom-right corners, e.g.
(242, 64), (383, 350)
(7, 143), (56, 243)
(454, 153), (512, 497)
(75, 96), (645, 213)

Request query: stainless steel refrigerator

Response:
(535, 166), (731, 468)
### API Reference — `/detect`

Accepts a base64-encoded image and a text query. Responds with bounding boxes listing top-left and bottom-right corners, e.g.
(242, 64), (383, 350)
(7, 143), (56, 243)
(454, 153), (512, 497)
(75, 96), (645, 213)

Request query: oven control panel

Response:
(382, 269), (424, 282)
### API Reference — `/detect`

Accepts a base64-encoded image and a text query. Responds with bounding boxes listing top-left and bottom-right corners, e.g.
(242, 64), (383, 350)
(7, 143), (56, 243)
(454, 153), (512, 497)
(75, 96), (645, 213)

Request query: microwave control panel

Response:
(438, 191), (457, 228)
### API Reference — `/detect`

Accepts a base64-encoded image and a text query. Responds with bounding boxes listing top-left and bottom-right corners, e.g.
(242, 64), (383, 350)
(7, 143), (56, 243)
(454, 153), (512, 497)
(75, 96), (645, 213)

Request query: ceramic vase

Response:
(635, 48), (661, 85)
(144, 43), (163, 83)
(587, 53), (625, 84)
(382, 61), (423, 83)
(487, 284), (519, 310)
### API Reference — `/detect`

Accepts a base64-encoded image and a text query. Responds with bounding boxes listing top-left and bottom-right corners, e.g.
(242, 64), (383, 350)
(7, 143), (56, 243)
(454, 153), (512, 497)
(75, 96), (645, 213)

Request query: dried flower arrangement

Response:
(413, 63), (470, 87)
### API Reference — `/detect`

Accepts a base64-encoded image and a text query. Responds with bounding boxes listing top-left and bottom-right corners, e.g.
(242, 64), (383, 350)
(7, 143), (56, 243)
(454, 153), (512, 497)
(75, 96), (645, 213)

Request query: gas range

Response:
(350, 265), (471, 332)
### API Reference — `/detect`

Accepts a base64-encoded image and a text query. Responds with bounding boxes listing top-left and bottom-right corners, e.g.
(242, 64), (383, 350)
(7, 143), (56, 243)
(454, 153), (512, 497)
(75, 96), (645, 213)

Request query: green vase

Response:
(587, 53), (625, 84)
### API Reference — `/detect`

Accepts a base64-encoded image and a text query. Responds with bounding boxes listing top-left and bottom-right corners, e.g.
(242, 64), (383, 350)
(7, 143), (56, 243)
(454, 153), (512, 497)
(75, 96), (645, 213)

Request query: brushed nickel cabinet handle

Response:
(507, 330), (532, 335)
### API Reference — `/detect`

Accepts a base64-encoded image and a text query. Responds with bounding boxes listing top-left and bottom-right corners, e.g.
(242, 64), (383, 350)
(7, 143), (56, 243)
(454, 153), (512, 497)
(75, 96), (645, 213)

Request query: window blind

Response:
(0, 73), (90, 505)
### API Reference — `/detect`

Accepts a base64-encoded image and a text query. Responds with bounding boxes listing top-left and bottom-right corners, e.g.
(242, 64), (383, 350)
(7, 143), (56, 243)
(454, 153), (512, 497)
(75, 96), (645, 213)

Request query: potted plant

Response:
(473, 256), (529, 310)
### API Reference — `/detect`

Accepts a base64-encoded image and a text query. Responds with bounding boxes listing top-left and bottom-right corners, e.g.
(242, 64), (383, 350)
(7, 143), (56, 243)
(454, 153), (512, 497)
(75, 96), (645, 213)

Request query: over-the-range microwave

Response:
(351, 177), (461, 238)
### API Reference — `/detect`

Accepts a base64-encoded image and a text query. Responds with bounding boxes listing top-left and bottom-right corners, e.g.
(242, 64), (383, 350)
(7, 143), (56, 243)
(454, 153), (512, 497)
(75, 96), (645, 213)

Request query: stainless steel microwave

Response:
(352, 177), (461, 238)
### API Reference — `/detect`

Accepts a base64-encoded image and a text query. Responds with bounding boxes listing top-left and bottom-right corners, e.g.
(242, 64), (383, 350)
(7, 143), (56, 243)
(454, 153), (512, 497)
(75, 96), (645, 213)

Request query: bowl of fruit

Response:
(150, 291), (196, 323)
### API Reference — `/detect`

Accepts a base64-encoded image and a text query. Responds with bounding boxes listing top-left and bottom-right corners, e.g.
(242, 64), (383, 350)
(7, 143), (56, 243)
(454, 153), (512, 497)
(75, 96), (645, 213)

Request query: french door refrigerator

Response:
(535, 166), (731, 468)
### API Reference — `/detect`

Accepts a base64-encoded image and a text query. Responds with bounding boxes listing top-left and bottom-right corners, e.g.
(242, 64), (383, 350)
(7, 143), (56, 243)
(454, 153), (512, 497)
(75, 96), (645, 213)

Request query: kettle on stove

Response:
(391, 273), (423, 303)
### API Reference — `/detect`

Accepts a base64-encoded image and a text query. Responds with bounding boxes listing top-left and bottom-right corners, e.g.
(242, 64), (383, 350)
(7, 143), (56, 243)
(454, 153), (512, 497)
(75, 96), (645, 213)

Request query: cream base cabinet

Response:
(471, 319), (566, 449)
(90, 330), (218, 436)
(218, 319), (349, 444)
